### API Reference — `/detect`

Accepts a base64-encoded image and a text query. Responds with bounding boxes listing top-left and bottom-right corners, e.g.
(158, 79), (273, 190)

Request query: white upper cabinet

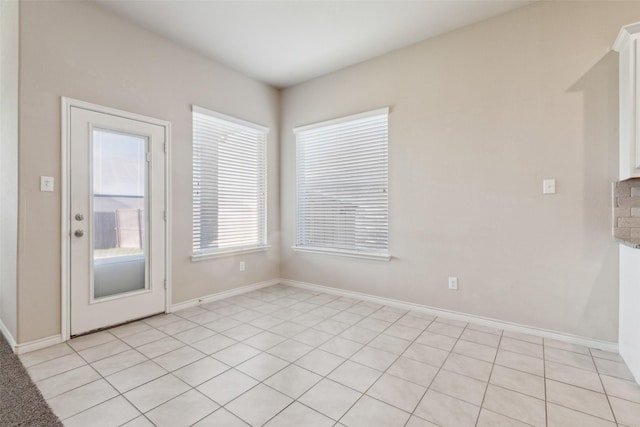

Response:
(615, 23), (640, 180)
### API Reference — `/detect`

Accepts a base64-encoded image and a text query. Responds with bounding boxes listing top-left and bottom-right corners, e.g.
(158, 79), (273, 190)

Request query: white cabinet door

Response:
(615, 23), (640, 180)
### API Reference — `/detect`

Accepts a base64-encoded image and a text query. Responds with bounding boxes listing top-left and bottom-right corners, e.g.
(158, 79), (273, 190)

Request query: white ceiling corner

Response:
(93, 0), (534, 88)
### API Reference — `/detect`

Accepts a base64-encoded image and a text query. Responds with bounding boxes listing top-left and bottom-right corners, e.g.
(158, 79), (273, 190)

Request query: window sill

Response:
(191, 245), (271, 262)
(292, 246), (391, 262)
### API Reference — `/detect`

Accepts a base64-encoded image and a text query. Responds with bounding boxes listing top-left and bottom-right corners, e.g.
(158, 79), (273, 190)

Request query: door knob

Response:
(74, 229), (84, 238)
(75, 213), (84, 221)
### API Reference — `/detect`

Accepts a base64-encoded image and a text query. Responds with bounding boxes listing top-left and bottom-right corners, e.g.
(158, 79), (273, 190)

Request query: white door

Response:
(69, 105), (167, 336)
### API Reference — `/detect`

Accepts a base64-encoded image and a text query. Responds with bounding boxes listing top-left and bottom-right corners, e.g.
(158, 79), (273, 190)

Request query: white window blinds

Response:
(192, 106), (267, 256)
(294, 108), (389, 260)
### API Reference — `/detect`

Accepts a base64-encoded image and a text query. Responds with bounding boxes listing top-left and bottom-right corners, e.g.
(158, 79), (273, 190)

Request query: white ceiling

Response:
(94, 0), (533, 88)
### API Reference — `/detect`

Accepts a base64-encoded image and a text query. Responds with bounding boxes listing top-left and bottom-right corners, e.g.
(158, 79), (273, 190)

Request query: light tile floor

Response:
(19, 284), (640, 426)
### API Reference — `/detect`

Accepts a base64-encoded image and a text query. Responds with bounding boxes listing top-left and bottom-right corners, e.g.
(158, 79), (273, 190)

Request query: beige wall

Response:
(280, 1), (640, 342)
(0, 0), (19, 342)
(16, 0), (640, 344)
(18, 1), (280, 343)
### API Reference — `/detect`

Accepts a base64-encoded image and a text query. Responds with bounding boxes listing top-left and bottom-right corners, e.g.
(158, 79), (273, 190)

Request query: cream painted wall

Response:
(280, 1), (640, 342)
(0, 0), (19, 342)
(18, 1), (280, 343)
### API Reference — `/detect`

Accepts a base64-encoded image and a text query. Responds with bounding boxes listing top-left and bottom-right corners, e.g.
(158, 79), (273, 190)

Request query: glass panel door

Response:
(92, 129), (148, 299)
(69, 103), (166, 336)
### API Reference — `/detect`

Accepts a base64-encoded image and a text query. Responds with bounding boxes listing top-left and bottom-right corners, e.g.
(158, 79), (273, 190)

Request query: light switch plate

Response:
(543, 179), (556, 194)
(40, 176), (54, 192)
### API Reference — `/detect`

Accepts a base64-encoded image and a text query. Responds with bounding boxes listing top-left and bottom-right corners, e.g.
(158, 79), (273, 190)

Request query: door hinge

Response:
(146, 152), (151, 162)
(163, 143), (167, 153)
(163, 210), (167, 221)
(164, 279), (167, 290)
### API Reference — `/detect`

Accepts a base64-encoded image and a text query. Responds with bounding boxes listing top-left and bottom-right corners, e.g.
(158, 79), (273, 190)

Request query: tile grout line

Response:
(27, 315), (564, 423)
(46, 342), (143, 424)
(66, 300), (282, 425)
(29, 284), (638, 427)
(32, 293), (276, 425)
(179, 289), (322, 425)
(280, 298), (402, 425)
(592, 346), (621, 426)
(184, 287), (364, 426)
(223, 293), (331, 426)
(123, 295), (300, 427)
(231, 287), (375, 426)
(270, 298), (406, 422)
(49, 291), (478, 424)
(401, 318), (466, 427)
(543, 342), (630, 425)
(332, 304), (432, 426)
(69, 328), (220, 424)
(474, 326), (504, 427)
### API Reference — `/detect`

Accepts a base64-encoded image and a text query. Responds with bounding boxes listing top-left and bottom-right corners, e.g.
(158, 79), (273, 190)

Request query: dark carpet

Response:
(0, 334), (63, 426)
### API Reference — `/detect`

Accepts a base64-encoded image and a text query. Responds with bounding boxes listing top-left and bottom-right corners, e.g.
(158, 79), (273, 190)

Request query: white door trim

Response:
(61, 97), (172, 341)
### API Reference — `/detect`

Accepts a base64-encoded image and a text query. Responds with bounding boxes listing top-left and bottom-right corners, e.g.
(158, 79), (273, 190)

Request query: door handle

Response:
(74, 229), (84, 238)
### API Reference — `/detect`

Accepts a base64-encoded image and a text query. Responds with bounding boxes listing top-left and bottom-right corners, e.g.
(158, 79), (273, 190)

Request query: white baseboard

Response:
(15, 334), (63, 355)
(281, 278), (619, 353)
(0, 318), (17, 353)
(11, 279), (279, 355)
(14, 276), (617, 355)
(169, 278), (281, 313)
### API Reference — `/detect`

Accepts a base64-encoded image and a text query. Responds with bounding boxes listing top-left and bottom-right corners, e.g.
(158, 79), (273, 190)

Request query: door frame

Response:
(60, 97), (172, 341)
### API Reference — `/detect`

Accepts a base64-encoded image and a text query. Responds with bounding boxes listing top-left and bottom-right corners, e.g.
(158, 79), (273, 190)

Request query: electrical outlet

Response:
(239, 261), (245, 272)
(448, 277), (458, 290)
(543, 179), (556, 194)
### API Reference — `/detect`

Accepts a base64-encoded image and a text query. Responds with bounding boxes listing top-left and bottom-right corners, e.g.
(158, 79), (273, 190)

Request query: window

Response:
(294, 108), (389, 260)
(192, 106), (267, 258)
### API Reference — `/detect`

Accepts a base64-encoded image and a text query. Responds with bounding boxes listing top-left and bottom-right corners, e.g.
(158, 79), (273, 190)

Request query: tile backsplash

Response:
(614, 178), (640, 245)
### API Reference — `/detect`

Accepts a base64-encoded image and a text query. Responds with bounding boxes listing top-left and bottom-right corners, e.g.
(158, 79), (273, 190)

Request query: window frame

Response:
(191, 105), (269, 261)
(292, 107), (390, 261)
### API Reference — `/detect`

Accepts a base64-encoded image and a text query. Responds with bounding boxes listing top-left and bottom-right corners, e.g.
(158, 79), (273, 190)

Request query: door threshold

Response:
(70, 311), (164, 339)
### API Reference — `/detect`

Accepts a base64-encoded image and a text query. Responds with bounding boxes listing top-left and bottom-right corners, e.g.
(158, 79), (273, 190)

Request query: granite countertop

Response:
(617, 239), (640, 249)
